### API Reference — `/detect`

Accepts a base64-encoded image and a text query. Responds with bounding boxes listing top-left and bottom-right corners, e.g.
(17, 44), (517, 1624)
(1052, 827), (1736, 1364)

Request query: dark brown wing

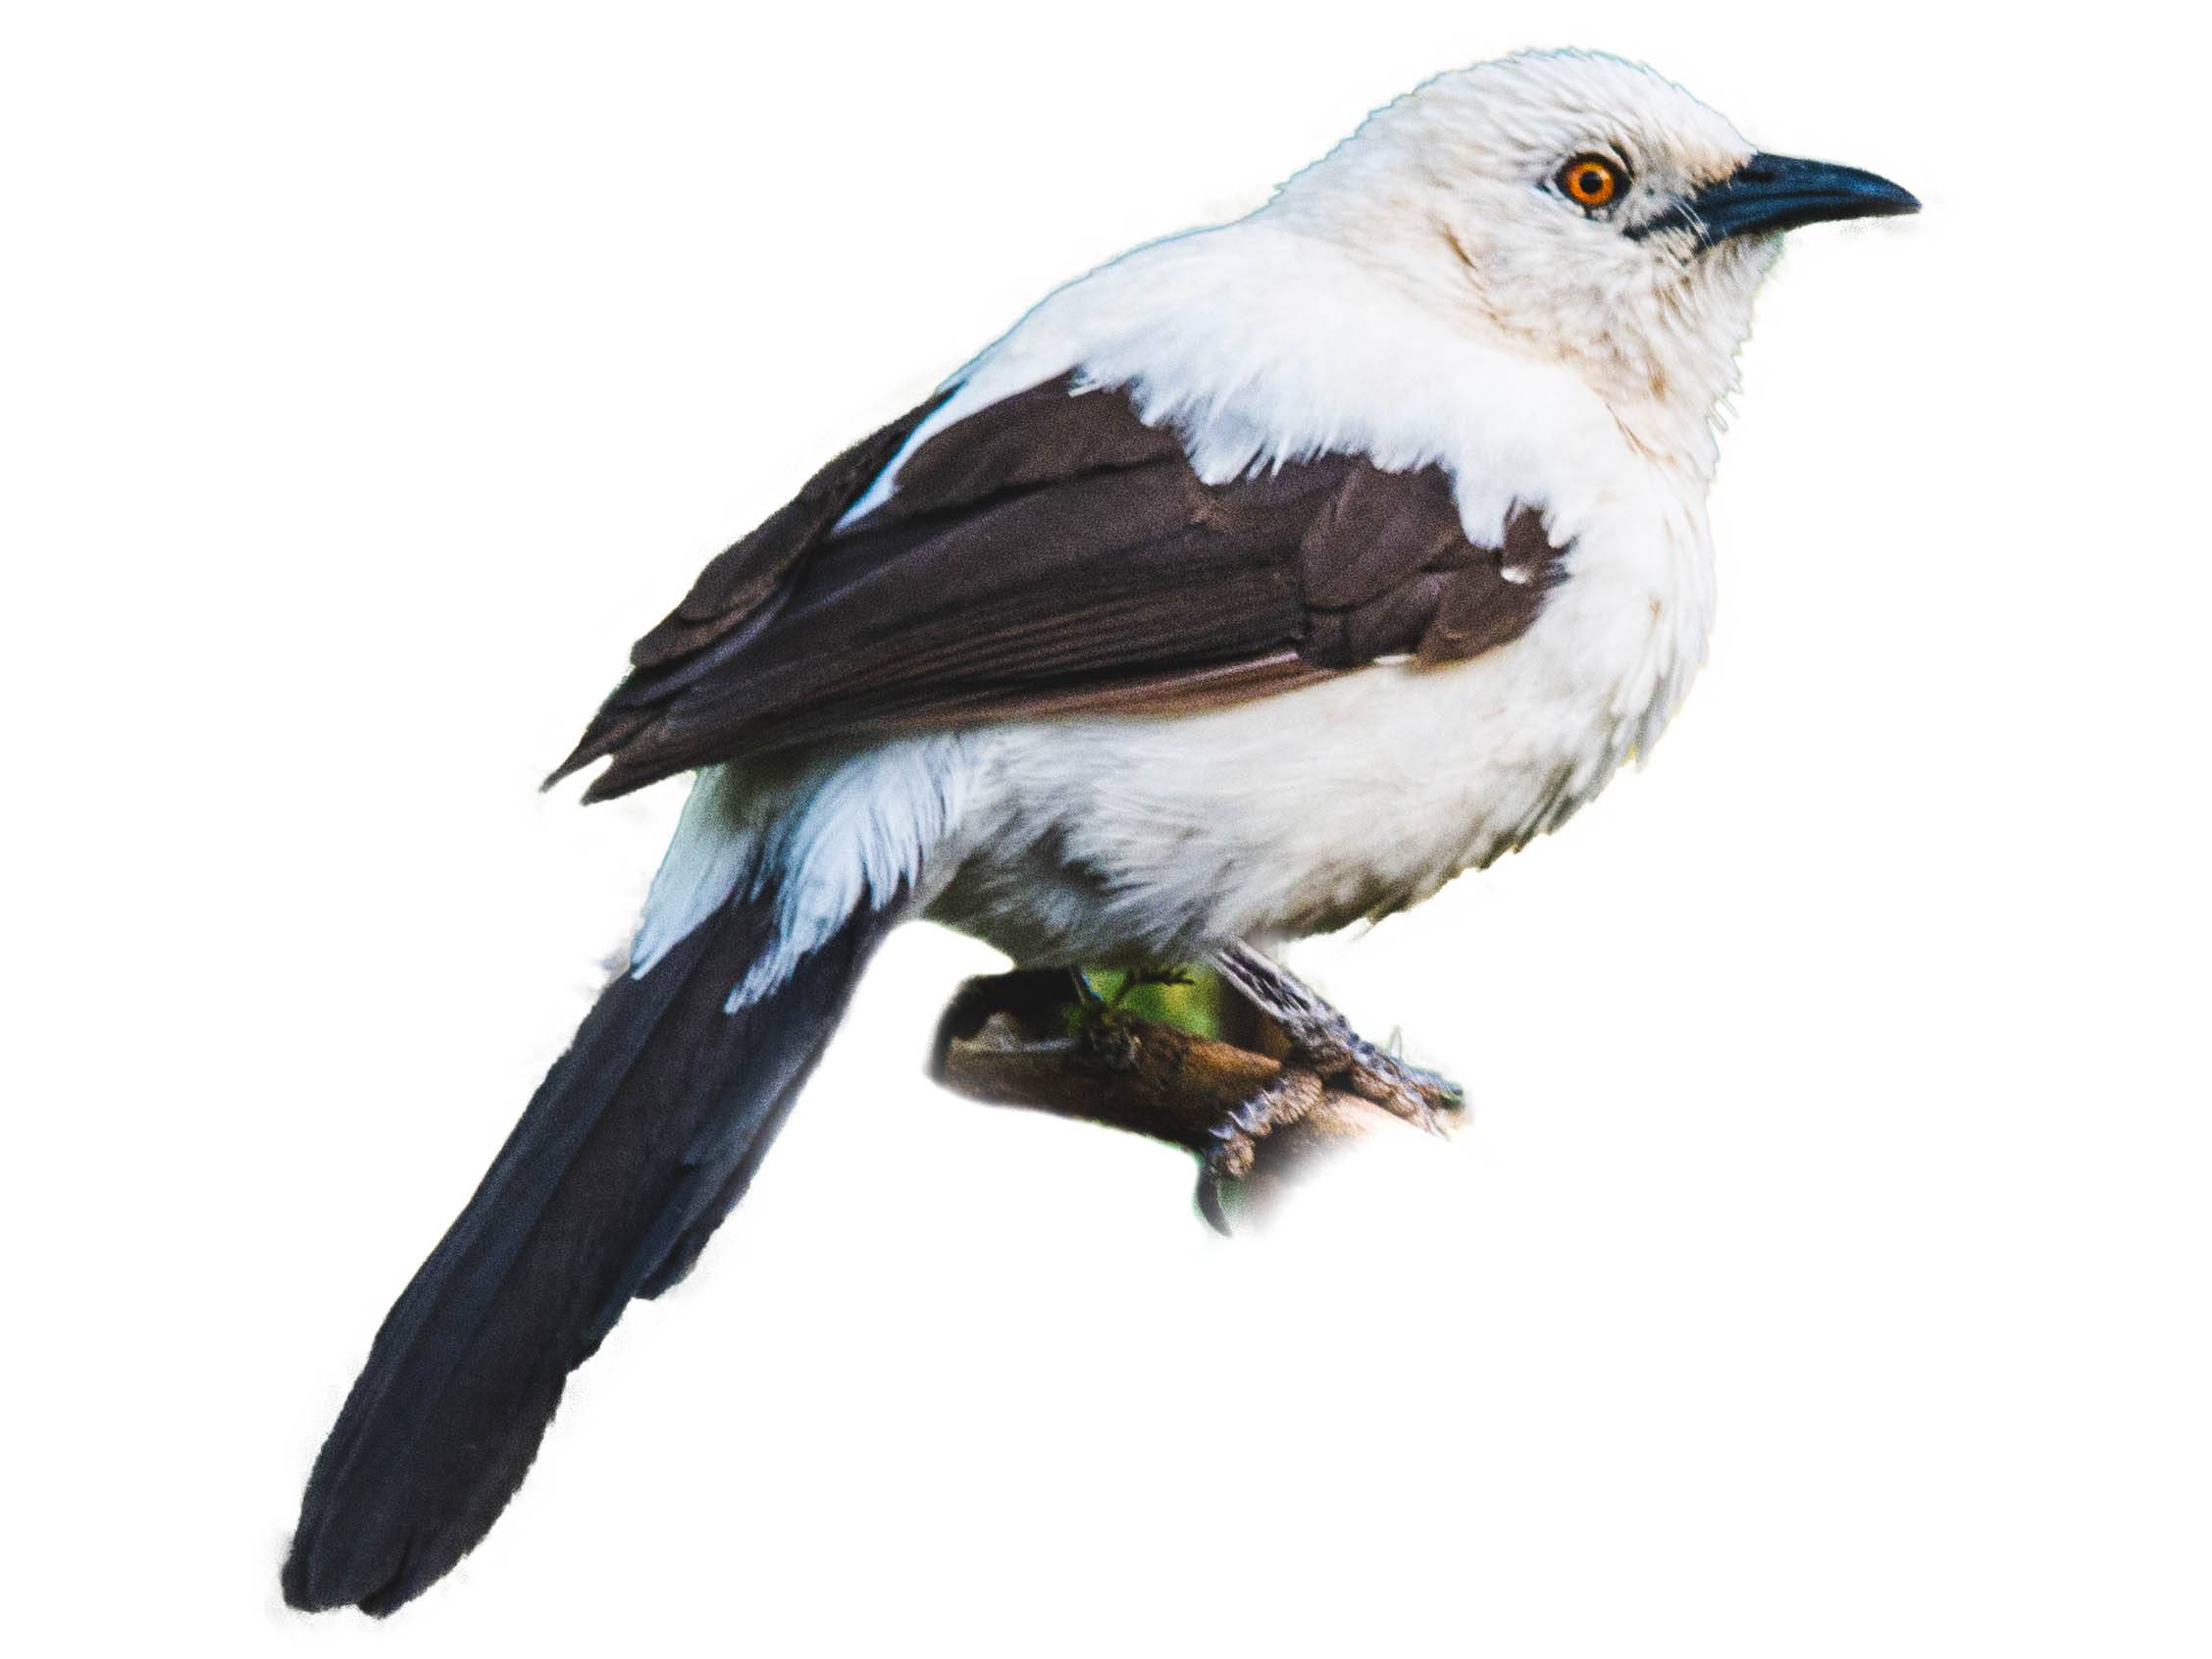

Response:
(551, 375), (1568, 802)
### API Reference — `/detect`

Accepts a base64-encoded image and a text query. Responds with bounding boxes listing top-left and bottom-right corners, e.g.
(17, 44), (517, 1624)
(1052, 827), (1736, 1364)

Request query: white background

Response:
(5, 3), (2207, 1654)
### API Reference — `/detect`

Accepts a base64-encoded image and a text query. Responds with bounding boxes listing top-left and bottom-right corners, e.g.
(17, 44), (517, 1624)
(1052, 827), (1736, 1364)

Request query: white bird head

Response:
(1266, 50), (1918, 437)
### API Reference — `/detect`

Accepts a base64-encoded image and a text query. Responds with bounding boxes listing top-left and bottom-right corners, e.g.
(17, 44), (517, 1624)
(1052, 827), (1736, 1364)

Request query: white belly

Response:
(930, 511), (1714, 966)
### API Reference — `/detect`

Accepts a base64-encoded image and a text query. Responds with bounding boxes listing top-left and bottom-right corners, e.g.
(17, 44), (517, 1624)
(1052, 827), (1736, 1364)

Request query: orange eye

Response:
(1559, 154), (1623, 210)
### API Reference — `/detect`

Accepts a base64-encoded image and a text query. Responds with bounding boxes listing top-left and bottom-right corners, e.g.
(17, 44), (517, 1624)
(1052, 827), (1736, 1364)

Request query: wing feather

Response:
(550, 375), (1569, 802)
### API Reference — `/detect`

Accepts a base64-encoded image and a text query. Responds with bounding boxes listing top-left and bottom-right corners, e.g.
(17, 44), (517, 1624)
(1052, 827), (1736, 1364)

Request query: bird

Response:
(283, 48), (1918, 1615)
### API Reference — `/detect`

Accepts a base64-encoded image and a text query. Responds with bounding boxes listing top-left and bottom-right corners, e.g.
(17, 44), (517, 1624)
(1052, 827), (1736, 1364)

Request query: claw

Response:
(1198, 1067), (1325, 1226)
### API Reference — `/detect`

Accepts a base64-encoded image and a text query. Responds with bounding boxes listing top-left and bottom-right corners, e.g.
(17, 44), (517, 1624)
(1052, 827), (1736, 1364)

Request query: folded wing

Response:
(550, 374), (1569, 802)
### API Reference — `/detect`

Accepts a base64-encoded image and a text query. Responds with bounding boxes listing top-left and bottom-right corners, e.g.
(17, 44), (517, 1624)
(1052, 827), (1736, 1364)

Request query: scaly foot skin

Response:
(1301, 1025), (1464, 1132)
(1205, 1067), (1326, 1182)
(1198, 1066), (1327, 1231)
(1211, 941), (1466, 1134)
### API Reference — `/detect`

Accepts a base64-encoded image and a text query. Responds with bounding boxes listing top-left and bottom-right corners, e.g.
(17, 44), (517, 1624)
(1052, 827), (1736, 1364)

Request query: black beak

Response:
(1638, 153), (1920, 247)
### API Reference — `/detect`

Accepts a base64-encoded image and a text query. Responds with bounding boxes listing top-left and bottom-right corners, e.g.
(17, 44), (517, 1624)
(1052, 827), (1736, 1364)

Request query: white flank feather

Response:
(629, 739), (971, 1009)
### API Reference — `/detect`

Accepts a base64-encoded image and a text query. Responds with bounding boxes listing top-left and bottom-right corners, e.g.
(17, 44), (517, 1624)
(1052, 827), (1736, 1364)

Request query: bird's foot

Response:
(1204, 1067), (1326, 1182)
(1212, 940), (1466, 1134)
(1194, 944), (1465, 1230)
(1293, 1024), (1464, 1135)
(1198, 1065), (1328, 1230)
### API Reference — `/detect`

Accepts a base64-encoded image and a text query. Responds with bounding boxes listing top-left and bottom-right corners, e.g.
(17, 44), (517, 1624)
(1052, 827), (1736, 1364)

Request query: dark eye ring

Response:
(1557, 154), (1626, 211)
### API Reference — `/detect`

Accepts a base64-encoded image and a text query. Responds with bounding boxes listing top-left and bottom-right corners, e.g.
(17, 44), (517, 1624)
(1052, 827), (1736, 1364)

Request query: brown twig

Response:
(926, 968), (1435, 1229)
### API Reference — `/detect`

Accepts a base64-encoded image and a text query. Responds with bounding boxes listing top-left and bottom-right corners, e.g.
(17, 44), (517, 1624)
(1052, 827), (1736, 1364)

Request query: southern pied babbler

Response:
(283, 49), (1918, 1614)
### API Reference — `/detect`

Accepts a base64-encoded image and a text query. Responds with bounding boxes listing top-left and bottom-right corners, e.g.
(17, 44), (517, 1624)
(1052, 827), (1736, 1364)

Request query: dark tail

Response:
(282, 892), (892, 1615)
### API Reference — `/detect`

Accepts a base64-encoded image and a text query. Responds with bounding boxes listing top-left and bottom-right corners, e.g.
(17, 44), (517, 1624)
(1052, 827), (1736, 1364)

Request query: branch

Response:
(926, 968), (1439, 1229)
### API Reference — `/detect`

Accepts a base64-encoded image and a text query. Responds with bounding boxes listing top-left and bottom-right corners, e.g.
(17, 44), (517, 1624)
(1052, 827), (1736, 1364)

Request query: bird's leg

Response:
(1197, 940), (1461, 1227)
(1211, 940), (1465, 1129)
(1193, 937), (1466, 1228)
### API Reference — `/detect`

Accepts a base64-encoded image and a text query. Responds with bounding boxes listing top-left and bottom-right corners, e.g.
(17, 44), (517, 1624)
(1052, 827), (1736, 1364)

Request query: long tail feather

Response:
(282, 892), (890, 1615)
